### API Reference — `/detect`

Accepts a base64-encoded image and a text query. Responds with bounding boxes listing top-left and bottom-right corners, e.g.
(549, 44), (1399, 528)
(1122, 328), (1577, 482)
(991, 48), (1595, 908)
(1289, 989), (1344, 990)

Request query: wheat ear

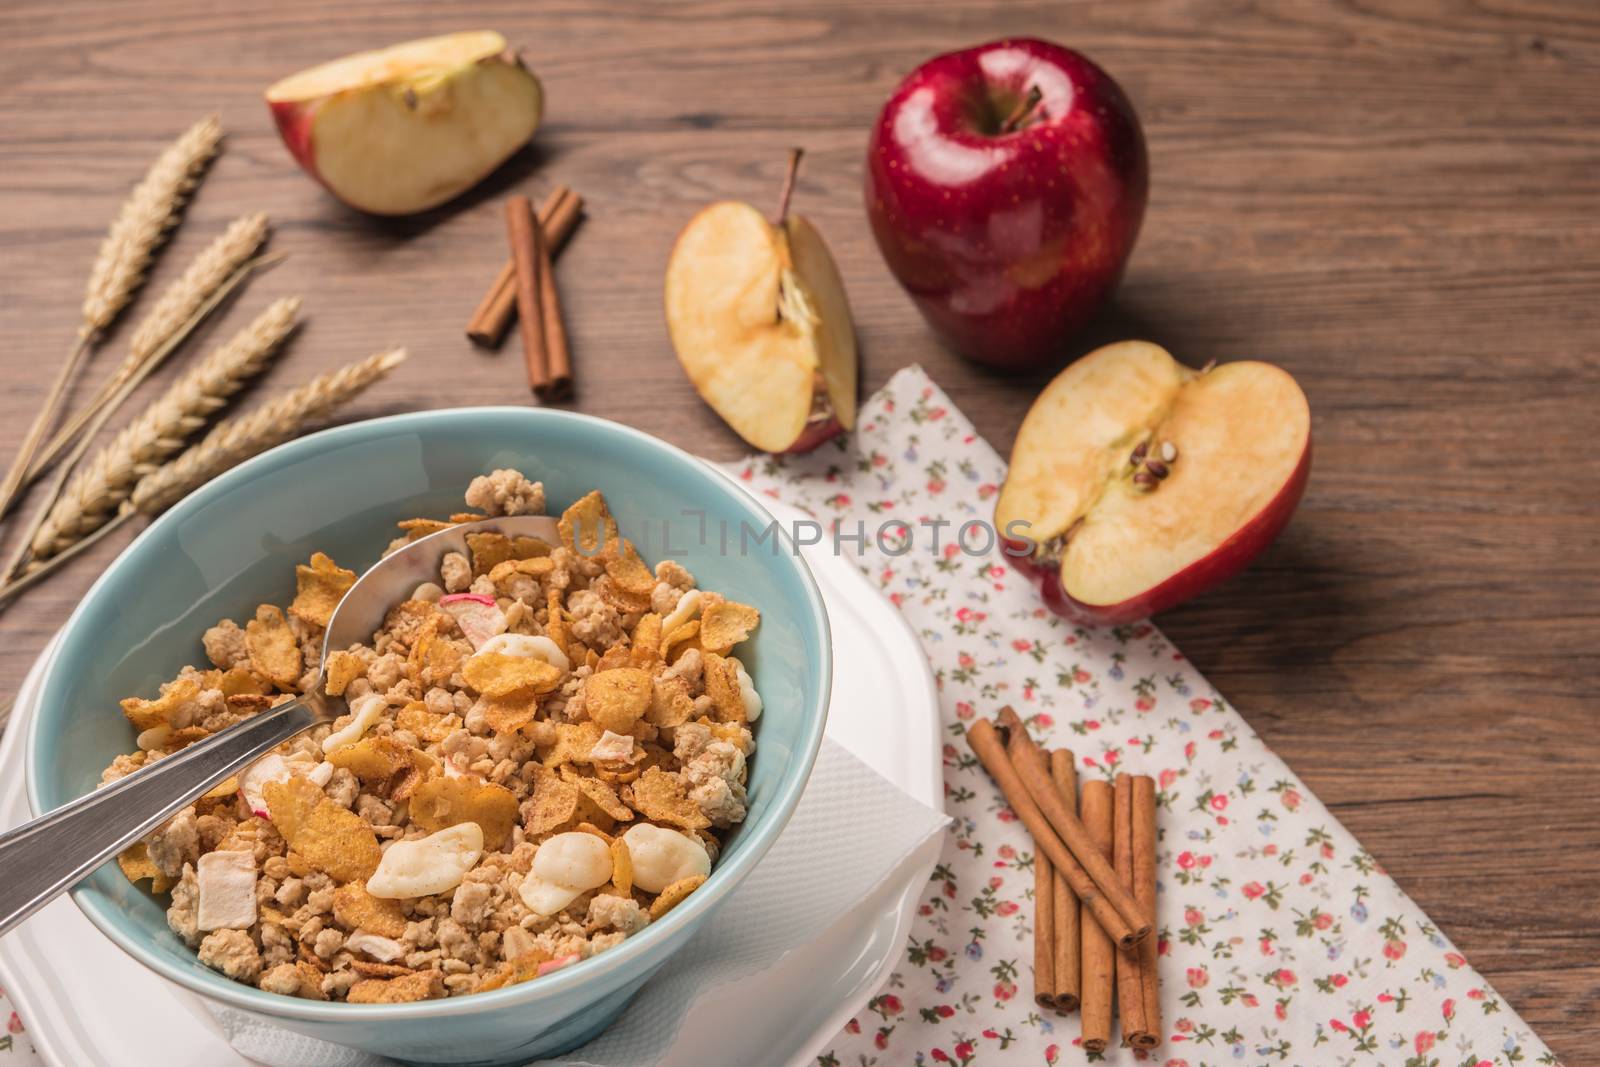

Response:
(0, 116), (222, 526)
(29, 298), (301, 561)
(130, 348), (408, 515)
(81, 115), (224, 335)
(30, 214), (270, 480)
(0, 349), (406, 609)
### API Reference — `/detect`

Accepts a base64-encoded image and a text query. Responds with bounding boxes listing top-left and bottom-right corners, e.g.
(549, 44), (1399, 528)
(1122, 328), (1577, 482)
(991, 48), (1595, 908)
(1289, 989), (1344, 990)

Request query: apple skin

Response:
(864, 38), (1147, 369)
(1004, 441), (1312, 625)
(783, 414), (844, 454)
(268, 101), (318, 181)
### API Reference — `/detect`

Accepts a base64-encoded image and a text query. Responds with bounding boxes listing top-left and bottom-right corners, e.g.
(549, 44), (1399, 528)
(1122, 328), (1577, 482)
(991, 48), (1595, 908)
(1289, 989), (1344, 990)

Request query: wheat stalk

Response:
(0, 253), (276, 584)
(28, 298), (301, 561)
(29, 214), (270, 480)
(0, 116), (222, 525)
(122, 212), (270, 379)
(81, 115), (224, 335)
(0, 349), (406, 609)
(131, 348), (407, 515)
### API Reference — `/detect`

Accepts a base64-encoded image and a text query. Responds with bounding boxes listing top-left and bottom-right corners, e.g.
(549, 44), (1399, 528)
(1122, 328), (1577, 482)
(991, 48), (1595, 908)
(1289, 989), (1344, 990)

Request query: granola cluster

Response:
(106, 470), (762, 1003)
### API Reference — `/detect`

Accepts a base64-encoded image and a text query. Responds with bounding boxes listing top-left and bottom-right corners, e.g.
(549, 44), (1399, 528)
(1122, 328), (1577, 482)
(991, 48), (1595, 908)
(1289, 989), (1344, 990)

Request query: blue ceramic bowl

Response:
(25, 408), (831, 1066)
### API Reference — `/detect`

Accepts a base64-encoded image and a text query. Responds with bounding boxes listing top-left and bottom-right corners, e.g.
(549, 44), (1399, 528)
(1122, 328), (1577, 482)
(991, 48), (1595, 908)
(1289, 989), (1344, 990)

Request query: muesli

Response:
(106, 469), (761, 1003)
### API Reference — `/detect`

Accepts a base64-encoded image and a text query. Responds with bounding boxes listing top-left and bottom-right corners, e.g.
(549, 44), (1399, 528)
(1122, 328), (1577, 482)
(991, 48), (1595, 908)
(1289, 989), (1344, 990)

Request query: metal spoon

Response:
(0, 514), (561, 937)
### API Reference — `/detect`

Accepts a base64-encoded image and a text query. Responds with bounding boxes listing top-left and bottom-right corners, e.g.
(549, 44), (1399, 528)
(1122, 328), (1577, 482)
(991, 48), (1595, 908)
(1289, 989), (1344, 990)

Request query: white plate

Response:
(0, 497), (941, 1067)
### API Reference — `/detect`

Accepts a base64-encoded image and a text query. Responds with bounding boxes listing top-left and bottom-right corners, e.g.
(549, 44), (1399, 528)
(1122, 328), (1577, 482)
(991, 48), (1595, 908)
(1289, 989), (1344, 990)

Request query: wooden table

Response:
(1, 0), (1595, 1054)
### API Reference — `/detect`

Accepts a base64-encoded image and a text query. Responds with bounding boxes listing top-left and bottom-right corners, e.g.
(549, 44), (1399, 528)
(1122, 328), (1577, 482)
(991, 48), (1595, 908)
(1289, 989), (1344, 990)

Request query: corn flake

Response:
(396, 700), (459, 744)
(332, 882), (408, 939)
(631, 615), (663, 663)
(118, 842), (176, 893)
(262, 776), (381, 882)
(649, 873), (706, 919)
(290, 552), (356, 630)
(120, 677), (200, 732)
(647, 675), (695, 729)
(565, 771), (634, 823)
(559, 491), (618, 560)
(522, 767), (581, 835)
(512, 535), (553, 560)
(349, 960), (413, 979)
(627, 767), (710, 830)
(246, 606), (302, 690)
(702, 653), (746, 724)
(700, 600), (759, 655)
(326, 736), (435, 801)
(214, 667), (268, 697)
(605, 548), (655, 597)
(347, 970), (444, 1004)
(660, 620), (700, 660)
(473, 693), (535, 734)
(609, 839), (633, 896)
(409, 775), (520, 847)
(463, 652), (562, 700)
(397, 518), (454, 541)
(476, 949), (553, 992)
(592, 760), (643, 786)
(323, 651), (364, 697)
(488, 555), (555, 590)
(585, 668), (651, 734)
(465, 532), (516, 576)
(286, 961), (329, 1000)
(542, 722), (604, 768)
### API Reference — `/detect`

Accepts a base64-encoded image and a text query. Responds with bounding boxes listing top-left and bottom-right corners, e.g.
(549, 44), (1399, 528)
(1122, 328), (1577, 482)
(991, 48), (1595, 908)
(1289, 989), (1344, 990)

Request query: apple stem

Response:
(773, 147), (804, 227)
(1000, 85), (1044, 133)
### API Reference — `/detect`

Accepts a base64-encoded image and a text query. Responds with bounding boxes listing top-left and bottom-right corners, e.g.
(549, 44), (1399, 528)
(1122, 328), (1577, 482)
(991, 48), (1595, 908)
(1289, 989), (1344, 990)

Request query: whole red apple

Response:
(865, 38), (1148, 369)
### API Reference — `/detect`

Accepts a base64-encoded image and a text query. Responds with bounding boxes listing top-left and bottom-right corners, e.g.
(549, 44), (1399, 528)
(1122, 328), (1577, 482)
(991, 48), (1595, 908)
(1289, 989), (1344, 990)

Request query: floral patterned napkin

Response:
(725, 366), (1559, 1067)
(0, 986), (36, 1064)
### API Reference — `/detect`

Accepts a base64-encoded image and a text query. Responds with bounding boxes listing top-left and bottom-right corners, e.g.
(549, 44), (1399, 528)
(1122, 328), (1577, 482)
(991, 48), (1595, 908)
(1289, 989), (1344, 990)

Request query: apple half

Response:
(664, 160), (857, 454)
(266, 31), (542, 216)
(996, 341), (1310, 624)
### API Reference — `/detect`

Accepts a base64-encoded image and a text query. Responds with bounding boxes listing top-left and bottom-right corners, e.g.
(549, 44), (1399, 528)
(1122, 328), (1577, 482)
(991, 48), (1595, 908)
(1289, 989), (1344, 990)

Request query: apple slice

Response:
(266, 31), (542, 216)
(995, 341), (1310, 624)
(664, 151), (858, 453)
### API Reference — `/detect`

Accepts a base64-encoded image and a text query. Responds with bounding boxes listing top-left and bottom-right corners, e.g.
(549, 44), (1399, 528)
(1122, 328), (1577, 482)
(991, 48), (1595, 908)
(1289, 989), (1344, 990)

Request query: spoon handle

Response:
(0, 694), (324, 938)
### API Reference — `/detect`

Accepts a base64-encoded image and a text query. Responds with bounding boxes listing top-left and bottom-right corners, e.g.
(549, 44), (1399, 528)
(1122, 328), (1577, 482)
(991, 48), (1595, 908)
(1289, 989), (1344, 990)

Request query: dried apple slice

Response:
(266, 31), (543, 216)
(996, 341), (1311, 624)
(664, 151), (857, 453)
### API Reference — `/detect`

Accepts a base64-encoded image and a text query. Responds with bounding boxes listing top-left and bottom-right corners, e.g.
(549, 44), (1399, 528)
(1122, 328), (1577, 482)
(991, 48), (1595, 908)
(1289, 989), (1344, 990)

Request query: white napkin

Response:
(208, 738), (948, 1067)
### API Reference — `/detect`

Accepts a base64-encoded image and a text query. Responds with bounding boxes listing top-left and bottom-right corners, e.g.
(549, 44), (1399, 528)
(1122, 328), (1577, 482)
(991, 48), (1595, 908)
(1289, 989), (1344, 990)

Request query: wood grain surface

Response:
(0, 0), (1596, 1054)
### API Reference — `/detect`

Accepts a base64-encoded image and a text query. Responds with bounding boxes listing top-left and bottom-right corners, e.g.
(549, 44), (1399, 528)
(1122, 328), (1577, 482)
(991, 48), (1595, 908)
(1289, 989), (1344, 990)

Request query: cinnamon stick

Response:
(533, 221), (571, 400)
(1079, 779), (1115, 1053)
(465, 260), (517, 348)
(1033, 817), (1056, 1009)
(994, 707), (1150, 947)
(966, 717), (1139, 948)
(505, 196), (548, 390)
(1049, 749), (1081, 1013)
(1007, 725), (1055, 1009)
(1131, 774), (1162, 1047)
(1114, 774), (1151, 1044)
(468, 187), (582, 348)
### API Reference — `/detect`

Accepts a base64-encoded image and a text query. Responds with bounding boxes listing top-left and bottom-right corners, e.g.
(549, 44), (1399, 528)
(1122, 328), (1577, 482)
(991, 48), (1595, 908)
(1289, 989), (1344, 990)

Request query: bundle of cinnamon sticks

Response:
(968, 706), (1162, 1051)
(465, 185), (583, 399)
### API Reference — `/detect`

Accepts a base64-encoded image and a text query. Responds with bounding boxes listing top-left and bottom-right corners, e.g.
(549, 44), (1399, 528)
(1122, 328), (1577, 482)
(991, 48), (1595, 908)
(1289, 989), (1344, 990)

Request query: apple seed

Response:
(1160, 441), (1178, 462)
(1129, 440), (1148, 466)
(1144, 460), (1169, 480)
(1131, 470), (1156, 490)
